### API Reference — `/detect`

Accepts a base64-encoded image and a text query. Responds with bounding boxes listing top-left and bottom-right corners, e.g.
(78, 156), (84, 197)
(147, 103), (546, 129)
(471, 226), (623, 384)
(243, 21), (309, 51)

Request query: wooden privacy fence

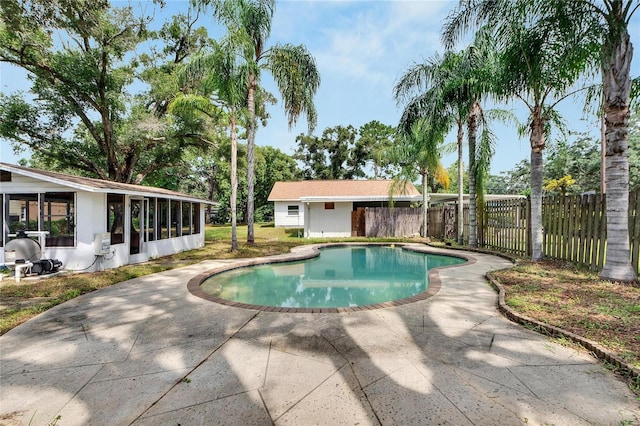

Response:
(541, 190), (640, 273)
(356, 189), (639, 272)
(481, 198), (529, 257)
(427, 189), (640, 273)
(364, 207), (422, 237)
(428, 205), (468, 242)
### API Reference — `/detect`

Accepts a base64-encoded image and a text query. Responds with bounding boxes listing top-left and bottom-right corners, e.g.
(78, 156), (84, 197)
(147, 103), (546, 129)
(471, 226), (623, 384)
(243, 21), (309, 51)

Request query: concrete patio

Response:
(1, 246), (638, 425)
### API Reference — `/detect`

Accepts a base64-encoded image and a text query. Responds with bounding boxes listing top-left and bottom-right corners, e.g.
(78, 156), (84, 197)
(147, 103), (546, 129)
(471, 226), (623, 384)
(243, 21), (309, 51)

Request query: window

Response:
(192, 203), (200, 234)
(147, 198), (156, 241)
(8, 194), (39, 233)
(158, 198), (168, 239)
(43, 192), (74, 247)
(287, 205), (299, 216)
(171, 200), (180, 237)
(107, 194), (125, 244)
(325, 202), (335, 210)
(181, 202), (191, 236)
(1, 194), (4, 246)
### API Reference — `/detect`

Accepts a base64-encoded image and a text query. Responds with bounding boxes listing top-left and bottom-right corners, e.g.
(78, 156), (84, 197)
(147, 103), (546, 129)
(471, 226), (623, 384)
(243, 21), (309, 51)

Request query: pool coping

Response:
(187, 242), (475, 313)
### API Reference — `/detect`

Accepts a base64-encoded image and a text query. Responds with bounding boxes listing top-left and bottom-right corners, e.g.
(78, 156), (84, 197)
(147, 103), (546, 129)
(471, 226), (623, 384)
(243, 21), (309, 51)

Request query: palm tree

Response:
(390, 118), (451, 237)
(458, 29), (502, 248)
(585, 0), (638, 282)
(443, 0), (596, 260)
(174, 39), (248, 251)
(196, 0), (320, 244)
(394, 51), (473, 245)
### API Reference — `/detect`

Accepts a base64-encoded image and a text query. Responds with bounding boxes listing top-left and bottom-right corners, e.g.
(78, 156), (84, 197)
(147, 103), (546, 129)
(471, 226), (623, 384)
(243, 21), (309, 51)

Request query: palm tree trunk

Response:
(600, 29), (637, 282)
(468, 102), (480, 248)
(422, 169), (428, 238)
(457, 119), (464, 245)
(246, 73), (257, 244)
(230, 113), (238, 252)
(530, 109), (545, 260)
(207, 163), (216, 224)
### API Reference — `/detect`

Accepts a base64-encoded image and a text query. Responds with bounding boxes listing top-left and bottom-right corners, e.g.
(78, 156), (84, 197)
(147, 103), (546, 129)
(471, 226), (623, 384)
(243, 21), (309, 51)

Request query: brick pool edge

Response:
(187, 242), (474, 313)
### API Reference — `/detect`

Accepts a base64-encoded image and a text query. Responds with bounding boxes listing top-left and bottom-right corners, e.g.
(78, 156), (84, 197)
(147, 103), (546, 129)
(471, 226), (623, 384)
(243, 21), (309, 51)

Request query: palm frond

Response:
(631, 76), (640, 108)
(169, 93), (220, 119)
(267, 42), (320, 132)
(393, 57), (442, 104)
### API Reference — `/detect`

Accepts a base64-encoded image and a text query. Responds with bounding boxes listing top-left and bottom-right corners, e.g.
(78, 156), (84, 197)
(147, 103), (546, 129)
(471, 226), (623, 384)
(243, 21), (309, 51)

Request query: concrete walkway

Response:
(1, 246), (638, 425)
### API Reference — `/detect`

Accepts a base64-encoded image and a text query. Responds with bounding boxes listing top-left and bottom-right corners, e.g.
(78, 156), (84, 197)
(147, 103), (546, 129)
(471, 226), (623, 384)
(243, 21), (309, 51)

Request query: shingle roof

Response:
(0, 162), (214, 204)
(267, 180), (421, 202)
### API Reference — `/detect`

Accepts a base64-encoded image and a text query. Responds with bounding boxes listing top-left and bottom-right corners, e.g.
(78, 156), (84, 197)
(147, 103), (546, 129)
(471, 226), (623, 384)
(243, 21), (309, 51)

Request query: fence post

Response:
(526, 196), (532, 258)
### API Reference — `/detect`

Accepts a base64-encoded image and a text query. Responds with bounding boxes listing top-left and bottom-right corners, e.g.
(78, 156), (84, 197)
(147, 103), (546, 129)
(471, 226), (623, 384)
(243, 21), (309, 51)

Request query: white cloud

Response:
(294, 1), (450, 86)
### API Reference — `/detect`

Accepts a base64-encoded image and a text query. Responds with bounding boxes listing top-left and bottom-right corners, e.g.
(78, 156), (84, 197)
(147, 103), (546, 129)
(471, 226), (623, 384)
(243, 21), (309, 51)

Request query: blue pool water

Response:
(200, 246), (466, 309)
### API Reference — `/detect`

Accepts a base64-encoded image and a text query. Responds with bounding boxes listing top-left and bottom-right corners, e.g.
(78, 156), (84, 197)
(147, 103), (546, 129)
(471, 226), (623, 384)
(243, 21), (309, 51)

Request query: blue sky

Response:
(1, 0), (639, 175)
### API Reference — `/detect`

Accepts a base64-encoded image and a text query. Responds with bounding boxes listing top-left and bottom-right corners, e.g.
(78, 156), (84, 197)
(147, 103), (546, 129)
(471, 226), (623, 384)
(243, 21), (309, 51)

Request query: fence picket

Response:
(421, 190), (638, 274)
(598, 195), (607, 270)
(631, 189), (639, 273)
(365, 190), (640, 273)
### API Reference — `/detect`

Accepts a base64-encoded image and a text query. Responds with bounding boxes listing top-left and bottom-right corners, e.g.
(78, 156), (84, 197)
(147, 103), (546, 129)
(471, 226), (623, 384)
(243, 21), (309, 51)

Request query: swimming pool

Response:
(197, 245), (466, 310)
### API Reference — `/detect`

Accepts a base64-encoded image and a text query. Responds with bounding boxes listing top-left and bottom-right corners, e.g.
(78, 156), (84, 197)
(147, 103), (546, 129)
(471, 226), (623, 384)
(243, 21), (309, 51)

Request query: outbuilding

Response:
(268, 180), (422, 238)
(1, 162), (212, 273)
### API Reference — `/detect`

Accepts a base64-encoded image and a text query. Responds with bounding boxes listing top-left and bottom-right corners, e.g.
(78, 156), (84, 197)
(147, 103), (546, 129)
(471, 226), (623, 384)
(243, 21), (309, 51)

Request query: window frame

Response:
(171, 200), (181, 237)
(8, 193), (39, 234)
(42, 192), (75, 247)
(107, 193), (125, 245)
(181, 202), (191, 236)
(157, 198), (168, 240)
(192, 203), (200, 235)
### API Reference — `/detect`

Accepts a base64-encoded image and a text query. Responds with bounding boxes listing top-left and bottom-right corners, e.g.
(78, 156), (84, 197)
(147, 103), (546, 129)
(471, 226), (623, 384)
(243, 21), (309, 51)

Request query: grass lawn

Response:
(0, 223), (409, 334)
(492, 260), (640, 393)
(1, 224), (638, 394)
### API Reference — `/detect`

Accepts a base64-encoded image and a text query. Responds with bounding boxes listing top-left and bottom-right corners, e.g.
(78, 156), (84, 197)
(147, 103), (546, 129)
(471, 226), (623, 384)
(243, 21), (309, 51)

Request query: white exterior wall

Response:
(273, 202), (304, 228)
(145, 206), (205, 260)
(44, 191), (108, 271)
(2, 173), (206, 272)
(305, 202), (352, 238)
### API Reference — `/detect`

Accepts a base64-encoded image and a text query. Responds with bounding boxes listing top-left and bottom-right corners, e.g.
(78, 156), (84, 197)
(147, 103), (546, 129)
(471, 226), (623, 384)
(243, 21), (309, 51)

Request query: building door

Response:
(351, 207), (366, 237)
(129, 198), (149, 263)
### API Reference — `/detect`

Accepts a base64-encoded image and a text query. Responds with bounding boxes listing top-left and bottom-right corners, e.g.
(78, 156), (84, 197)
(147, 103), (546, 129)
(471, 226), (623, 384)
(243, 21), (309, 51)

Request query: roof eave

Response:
(1, 163), (217, 204)
(298, 195), (422, 202)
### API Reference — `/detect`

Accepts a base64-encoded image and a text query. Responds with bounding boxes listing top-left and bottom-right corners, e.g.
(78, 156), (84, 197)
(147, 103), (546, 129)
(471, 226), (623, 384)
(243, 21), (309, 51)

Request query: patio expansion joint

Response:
(1, 361), (104, 377)
(262, 338), (273, 389)
(272, 331), (351, 367)
(348, 361), (383, 426)
(257, 388), (276, 426)
(128, 310), (262, 425)
(439, 363), (534, 421)
(87, 365), (193, 385)
(124, 330), (143, 361)
(505, 366), (596, 425)
(412, 363), (477, 426)
(460, 365), (537, 398)
(506, 366), (540, 400)
(136, 389), (261, 422)
(50, 362), (106, 425)
(270, 362), (358, 424)
(359, 360), (417, 391)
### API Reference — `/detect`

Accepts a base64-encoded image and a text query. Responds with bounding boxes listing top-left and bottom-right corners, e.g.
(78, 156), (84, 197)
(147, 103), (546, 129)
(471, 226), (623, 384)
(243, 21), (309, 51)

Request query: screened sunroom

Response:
(1, 163), (212, 273)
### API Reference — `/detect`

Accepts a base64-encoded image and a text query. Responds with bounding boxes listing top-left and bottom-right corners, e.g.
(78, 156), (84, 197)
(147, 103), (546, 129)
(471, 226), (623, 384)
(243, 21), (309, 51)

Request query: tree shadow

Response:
(0, 251), (638, 425)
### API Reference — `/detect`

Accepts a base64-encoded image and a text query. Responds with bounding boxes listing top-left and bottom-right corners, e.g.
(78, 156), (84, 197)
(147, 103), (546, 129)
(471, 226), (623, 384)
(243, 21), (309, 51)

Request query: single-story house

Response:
(268, 180), (422, 238)
(1, 162), (214, 273)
